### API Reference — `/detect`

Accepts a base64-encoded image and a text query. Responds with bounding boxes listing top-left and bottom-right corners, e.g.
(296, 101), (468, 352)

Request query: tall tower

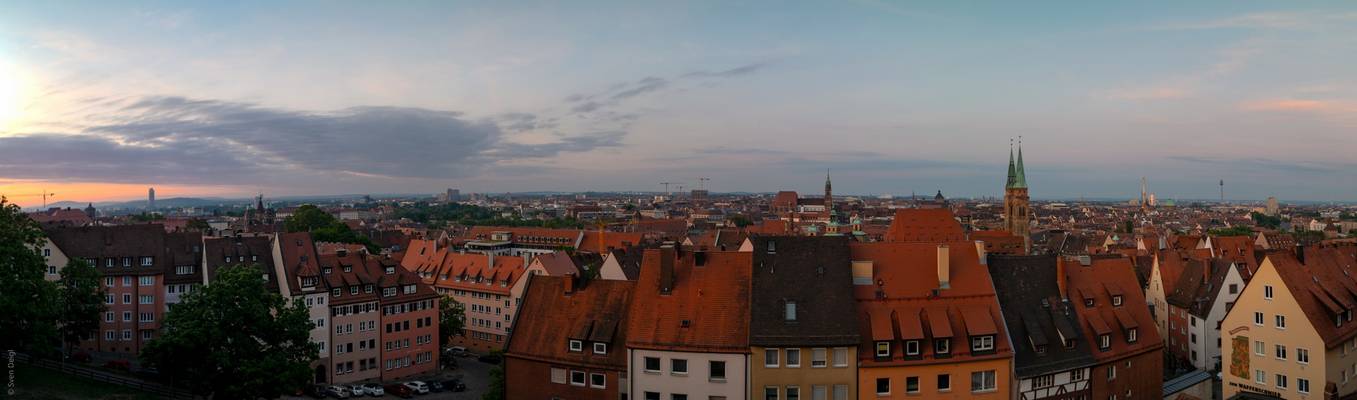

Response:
(1004, 140), (1031, 247)
(1140, 177), (1149, 212)
(824, 169), (834, 220)
(148, 187), (156, 210)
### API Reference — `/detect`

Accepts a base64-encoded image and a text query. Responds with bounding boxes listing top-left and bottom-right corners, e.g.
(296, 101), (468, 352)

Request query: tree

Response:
(57, 259), (105, 354)
(141, 265), (318, 399)
(284, 205), (379, 253)
(482, 363), (506, 400)
(185, 218), (212, 233)
(729, 215), (753, 228)
(0, 197), (61, 356)
(1208, 226), (1254, 237)
(1251, 212), (1282, 230)
(439, 295), (466, 349)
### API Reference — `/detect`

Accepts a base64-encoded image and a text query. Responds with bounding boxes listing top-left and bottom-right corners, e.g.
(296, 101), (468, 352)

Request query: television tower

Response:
(1219, 179), (1224, 203)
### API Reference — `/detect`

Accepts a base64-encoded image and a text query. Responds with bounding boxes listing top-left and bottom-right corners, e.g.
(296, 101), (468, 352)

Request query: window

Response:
(764, 387), (778, 400)
(122, 330), (131, 340)
(590, 373), (605, 389)
(123, 276), (132, 286)
(1254, 312), (1264, 326)
(875, 378), (890, 395)
(938, 373), (952, 391)
(645, 393), (660, 400)
(1276, 374), (1288, 389)
(122, 294), (131, 304)
(1035, 374), (1054, 388)
(1072, 369), (1085, 381)
(833, 385), (848, 400)
(905, 376), (919, 393)
(43, 248), (50, 257)
(1108, 365), (1117, 380)
(671, 395), (687, 400)
(1298, 348), (1310, 363)
(811, 348), (827, 367)
(140, 257), (153, 266)
(786, 348), (801, 367)
(550, 368), (567, 383)
(104, 312), (113, 322)
(1299, 378), (1310, 394)
(1229, 284), (1238, 294)
(972, 335), (994, 351)
(811, 385), (827, 400)
(1099, 334), (1111, 350)
(562, 370), (583, 386)
(832, 347), (848, 367)
(934, 338), (950, 355)
(643, 357), (660, 372)
(140, 295), (154, 304)
(1276, 344), (1287, 360)
(1112, 295), (1123, 306)
(594, 342), (608, 354)
(971, 370), (997, 392)
(765, 349), (780, 367)
(139, 276), (154, 285)
(875, 341), (890, 358)
(672, 359), (688, 375)
(1127, 328), (1138, 343)
(1255, 369), (1266, 384)
(785, 301), (796, 321)
(785, 386), (800, 400)
(569, 339), (583, 352)
(1255, 340), (1265, 356)
(105, 295), (114, 304)
(1265, 285), (1274, 299)
(105, 277), (114, 287)
(1276, 315), (1286, 329)
(709, 361), (726, 381)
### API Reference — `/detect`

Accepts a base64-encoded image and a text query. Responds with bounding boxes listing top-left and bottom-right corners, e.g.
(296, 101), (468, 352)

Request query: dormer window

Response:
(343, 266), (352, 272)
(1099, 334), (1111, 350)
(1127, 328), (1138, 343)
(1064, 339), (1076, 349)
(225, 256), (232, 263)
(323, 267), (332, 274)
(385, 267), (395, 275)
(594, 342), (608, 354)
(350, 286), (358, 295)
(250, 255), (257, 262)
(875, 341), (891, 358)
(332, 288), (340, 297)
(569, 340), (583, 352)
(972, 335), (995, 352)
(934, 339), (950, 355)
(382, 287), (396, 297)
(905, 340), (920, 356)
(1112, 295), (1123, 306)
(785, 301), (797, 321)
(1084, 298), (1094, 307)
(140, 257), (153, 266)
(364, 285), (373, 293)
(767, 241), (776, 254)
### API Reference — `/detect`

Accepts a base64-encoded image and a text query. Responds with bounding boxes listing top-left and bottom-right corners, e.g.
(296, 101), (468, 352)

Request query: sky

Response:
(2, 1), (1356, 207)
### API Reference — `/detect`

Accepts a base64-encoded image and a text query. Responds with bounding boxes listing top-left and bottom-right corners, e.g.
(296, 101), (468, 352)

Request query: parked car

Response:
(348, 384), (366, 396)
(324, 385), (351, 399)
(383, 383), (414, 399)
(306, 384), (328, 399)
(360, 383), (385, 397)
(428, 380), (445, 392)
(477, 353), (502, 364)
(404, 381), (430, 394)
(103, 360), (131, 371)
(441, 379), (467, 392)
(445, 346), (469, 357)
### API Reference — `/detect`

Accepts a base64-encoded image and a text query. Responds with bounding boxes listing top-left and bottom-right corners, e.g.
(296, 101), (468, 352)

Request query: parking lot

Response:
(284, 355), (493, 399)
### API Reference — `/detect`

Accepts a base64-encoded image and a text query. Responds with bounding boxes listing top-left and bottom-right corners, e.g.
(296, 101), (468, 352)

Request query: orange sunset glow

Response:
(0, 181), (242, 208)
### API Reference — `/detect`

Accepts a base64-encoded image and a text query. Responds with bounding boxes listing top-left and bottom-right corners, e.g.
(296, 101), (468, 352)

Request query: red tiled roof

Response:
(883, 209), (967, 243)
(580, 231), (644, 254)
(1267, 247), (1357, 348)
(1064, 256), (1162, 361)
(507, 276), (635, 369)
(625, 248), (752, 353)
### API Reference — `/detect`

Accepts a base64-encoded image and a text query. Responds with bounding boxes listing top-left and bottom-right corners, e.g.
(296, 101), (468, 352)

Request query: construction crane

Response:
(697, 177), (710, 190)
(659, 182), (673, 195)
(4, 190), (57, 208)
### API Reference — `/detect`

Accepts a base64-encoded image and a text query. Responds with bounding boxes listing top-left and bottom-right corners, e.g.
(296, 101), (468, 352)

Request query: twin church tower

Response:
(1003, 140), (1031, 241)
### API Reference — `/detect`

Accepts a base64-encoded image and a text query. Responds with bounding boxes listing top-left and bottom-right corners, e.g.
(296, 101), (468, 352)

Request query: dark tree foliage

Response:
(1208, 226), (1254, 237)
(58, 258), (106, 354)
(0, 197), (61, 356)
(284, 204), (378, 253)
(391, 202), (584, 229)
(185, 218), (212, 232)
(482, 363), (506, 400)
(141, 265), (318, 399)
(439, 295), (466, 349)
(1251, 212), (1282, 230)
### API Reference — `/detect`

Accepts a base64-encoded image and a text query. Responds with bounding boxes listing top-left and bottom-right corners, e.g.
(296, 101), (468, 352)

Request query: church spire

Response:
(1012, 137), (1028, 189)
(1006, 138), (1018, 188)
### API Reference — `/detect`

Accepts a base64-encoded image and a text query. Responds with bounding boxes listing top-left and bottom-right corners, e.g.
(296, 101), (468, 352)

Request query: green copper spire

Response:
(1005, 141), (1018, 188)
(1013, 139), (1028, 189)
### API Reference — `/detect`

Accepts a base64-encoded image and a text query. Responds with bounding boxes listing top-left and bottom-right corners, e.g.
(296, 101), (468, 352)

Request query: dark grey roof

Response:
(988, 254), (1097, 378)
(748, 236), (860, 346)
(162, 231), (203, 284)
(1164, 369), (1212, 396)
(46, 224), (168, 276)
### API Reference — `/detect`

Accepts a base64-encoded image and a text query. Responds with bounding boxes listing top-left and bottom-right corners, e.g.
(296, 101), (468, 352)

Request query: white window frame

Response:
(972, 335), (995, 351)
(568, 339), (583, 352)
(811, 347), (827, 368)
(589, 372), (605, 389)
(593, 342), (607, 355)
(569, 370), (586, 387)
(786, 348), (801, 368)
(765, 348), (780, 368)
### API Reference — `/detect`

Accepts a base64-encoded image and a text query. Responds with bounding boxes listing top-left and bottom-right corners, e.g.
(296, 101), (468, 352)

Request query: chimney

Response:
(974, 241), (987, 265)
(937, 244), (950, 289)
(694, 250), (707, 267)
(660, 246), (675, 294)
(564, 272), (576, 294)
(1056, 256), (1068, 301)
(488, 253), (495, 268)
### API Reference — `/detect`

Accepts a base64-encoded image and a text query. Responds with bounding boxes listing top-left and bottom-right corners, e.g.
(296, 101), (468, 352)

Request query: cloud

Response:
(1166, 155), (1348, 174)
(1104, 86), (1191, 100)
(680, 62), (770, 79)
(1242, 99), (1343, 112)
(563, 61), (771, 116)
(1, 96), (625, 185)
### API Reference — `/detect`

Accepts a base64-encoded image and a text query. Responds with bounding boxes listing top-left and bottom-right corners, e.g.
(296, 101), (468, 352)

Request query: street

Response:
(283, 356), (493, 400)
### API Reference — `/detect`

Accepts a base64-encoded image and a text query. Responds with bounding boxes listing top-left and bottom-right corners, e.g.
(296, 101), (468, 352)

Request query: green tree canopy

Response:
(1208, 226), (1254, 237)
(141, 264), (318, 398)
(439, 295), (466, 349)
(284, 205), (378, 253)
(0, 197), (61, 356)
(58, 258), (106, 353)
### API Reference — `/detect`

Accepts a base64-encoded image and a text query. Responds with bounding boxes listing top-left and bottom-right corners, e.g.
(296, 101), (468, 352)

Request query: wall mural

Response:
(1230, 336), (1250, 379)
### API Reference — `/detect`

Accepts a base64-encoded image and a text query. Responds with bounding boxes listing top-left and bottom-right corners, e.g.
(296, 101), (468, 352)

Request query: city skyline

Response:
(3, 1), (1357, 207)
